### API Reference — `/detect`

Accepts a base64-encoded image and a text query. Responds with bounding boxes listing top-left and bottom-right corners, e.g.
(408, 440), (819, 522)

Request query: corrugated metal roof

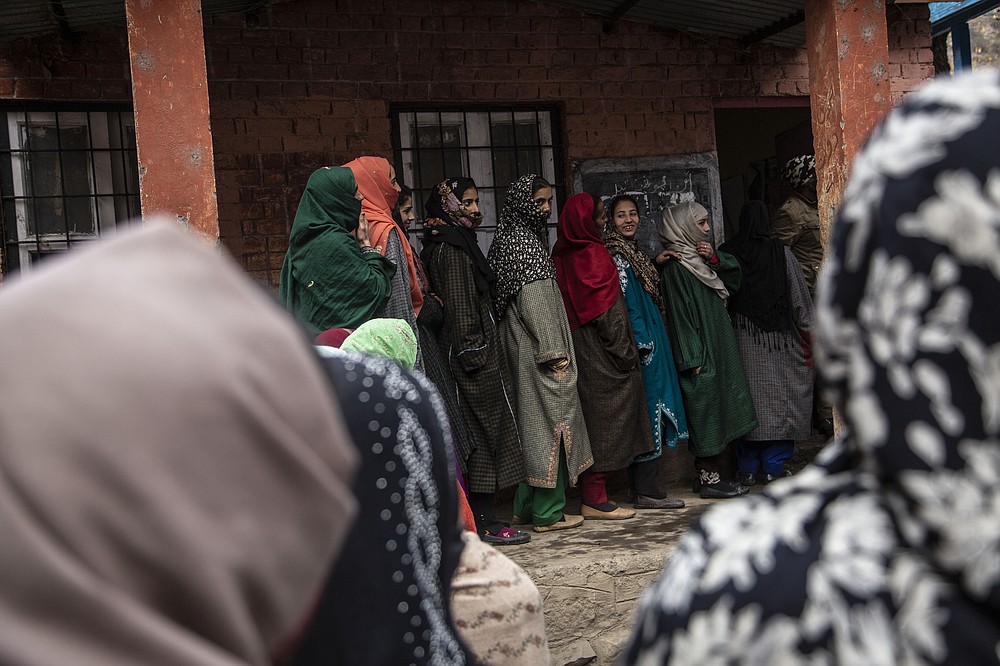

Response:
(0, 0), (809, 46)
(540, 0), (807, 47)
(0, 0), (270, 41)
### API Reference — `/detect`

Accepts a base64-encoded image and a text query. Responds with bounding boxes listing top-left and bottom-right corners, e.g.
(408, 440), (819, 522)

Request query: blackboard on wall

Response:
(573, 152), (724, 258)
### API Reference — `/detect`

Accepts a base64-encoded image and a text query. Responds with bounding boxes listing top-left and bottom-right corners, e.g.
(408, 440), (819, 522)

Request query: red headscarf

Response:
(314, 328), (354, 348)
(552, 193), (621, 330)
(345, 156), (423, 316)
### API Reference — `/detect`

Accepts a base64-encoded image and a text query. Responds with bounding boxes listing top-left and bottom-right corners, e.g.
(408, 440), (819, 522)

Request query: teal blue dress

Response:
(612, 254), (689, 461)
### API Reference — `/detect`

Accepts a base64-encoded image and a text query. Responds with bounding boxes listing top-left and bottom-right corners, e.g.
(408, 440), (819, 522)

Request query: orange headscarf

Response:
(346, 156), (423, 316)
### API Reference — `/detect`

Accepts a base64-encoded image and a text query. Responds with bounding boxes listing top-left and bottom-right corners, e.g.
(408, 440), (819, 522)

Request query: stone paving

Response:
(501, 435), (829, 665)
(502, 490), (715, 665)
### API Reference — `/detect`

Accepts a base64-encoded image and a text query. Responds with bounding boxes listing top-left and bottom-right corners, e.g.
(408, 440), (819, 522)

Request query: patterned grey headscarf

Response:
(782, 154), (816, 188)
(488, 174), (556, 316)
(622, 70), (1000, 665)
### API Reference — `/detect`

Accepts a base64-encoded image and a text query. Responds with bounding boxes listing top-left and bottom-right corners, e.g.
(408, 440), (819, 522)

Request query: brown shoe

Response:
(534, 514), (584, 532)
(581, 504), (636, 520)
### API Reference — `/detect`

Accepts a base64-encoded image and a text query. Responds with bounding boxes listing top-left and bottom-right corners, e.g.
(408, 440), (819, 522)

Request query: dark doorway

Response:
(713, 102), (813, 239)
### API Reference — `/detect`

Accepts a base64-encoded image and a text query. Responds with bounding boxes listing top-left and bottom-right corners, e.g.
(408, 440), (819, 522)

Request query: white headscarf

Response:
(658, 200), (729, 300)
(0, 222), (358, 666)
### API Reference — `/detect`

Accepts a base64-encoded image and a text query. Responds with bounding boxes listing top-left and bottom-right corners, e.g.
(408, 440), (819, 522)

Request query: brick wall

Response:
(1, 0), (933, 285)
(887, 3), (935, 104)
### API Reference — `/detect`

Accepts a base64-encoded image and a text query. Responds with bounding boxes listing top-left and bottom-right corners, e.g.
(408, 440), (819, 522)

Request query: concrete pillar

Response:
(125, 0), (219, 242)
(804, 0), (891, 246)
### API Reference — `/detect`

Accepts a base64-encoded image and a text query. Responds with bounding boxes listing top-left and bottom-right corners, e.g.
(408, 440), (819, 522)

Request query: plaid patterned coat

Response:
(425, 242), (523, 493)
(571, 296), (655, 472)
(733, 247), (815, 441)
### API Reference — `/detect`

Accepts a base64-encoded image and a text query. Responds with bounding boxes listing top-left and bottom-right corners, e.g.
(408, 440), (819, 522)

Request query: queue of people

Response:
(3, 71), (995, 666)
(621, 67), (1000, 666)
(276, 149), (831, 547)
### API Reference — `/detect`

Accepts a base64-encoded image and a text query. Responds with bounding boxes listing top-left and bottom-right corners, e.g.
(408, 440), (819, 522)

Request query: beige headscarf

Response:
(658, 201), (729, 300)
(0, 223), (358, 666)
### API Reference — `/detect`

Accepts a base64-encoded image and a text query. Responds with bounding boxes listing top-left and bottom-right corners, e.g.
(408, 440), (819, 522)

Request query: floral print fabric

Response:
(622, 70), (1000, 665)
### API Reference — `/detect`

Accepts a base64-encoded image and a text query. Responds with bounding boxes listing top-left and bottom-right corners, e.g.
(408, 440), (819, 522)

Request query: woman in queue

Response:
(346, 155), (423, 369)
(657, 201), (757, 499)
(551, 192), (655, 520)
(604, 194), (690, 509)
(720, 200), (815, 485)
(489, 175), (594, 533)
(422, 177), (527, 546)
(279, 165), (395, 332)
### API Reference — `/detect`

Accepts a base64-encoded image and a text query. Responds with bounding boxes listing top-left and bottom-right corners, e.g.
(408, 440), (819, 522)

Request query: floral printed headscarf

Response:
(622, 70), (1000, 666)
(421, 177), (495, 297)
(424, 177), (482, 230)
(488, 174), (556, 316)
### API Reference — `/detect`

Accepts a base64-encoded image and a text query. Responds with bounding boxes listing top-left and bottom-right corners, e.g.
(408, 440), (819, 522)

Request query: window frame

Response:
(1, 103), (140, 275)
(390, 105), (565, 254)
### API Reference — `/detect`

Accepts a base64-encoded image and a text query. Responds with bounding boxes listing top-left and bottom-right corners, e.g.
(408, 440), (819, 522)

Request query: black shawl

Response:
(421, 177), (495, 297)
(292, 349), (471, 666)
(720, 200), (793, 335)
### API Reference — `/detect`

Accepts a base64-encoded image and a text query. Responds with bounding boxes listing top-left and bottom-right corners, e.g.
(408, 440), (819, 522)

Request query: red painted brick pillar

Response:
(804, 0), (891, 246)
(126, 0), (219, 242)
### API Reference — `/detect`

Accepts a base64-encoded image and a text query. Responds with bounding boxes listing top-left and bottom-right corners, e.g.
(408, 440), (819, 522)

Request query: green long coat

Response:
(659, 251), (757, 458)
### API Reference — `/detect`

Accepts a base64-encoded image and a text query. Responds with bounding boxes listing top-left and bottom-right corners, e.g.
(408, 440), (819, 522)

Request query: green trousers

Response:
(513, 443), (569, 527)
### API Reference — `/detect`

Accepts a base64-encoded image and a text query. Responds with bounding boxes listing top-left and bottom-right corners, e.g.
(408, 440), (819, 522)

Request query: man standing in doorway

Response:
(771, 154), (832, 437)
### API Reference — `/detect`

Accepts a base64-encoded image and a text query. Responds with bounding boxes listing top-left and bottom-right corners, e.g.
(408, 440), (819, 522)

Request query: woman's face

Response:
(460, 187), (483, 228)
(397, 196), (415, 232)
(593, 199), (606, 233)
(533, 186), (554, 218)
(696, 216), (711, 236)
(613, 200), (640, 239)
(388, 166), (400, 194)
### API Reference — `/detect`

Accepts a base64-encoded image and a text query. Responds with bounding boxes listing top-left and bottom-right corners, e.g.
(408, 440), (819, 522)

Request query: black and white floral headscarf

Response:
(487, 174), (556, 316)
(621, 70), (1000, 665)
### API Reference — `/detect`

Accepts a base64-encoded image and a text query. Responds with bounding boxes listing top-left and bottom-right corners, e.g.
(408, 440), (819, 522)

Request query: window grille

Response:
(390, 106), (564, 254)
(0, 106), (140, 275)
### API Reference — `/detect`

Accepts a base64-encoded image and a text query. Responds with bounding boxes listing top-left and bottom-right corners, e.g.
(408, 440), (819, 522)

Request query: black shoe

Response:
(699, 480), (750, 499)
(816, 418), (834, 437)
(635, 495), (686, 509)
(735, 471), (757, 487)
(764, 470), (792, 485)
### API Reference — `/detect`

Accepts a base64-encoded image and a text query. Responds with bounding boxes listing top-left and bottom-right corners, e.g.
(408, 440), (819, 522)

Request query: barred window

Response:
(391, 107), (565, 254)
(1, 107), (140, 275)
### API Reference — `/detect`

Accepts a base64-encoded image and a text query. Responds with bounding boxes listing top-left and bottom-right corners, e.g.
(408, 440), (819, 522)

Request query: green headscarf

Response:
(278, 167), (396, 332)
(341, 318), (418, 371)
